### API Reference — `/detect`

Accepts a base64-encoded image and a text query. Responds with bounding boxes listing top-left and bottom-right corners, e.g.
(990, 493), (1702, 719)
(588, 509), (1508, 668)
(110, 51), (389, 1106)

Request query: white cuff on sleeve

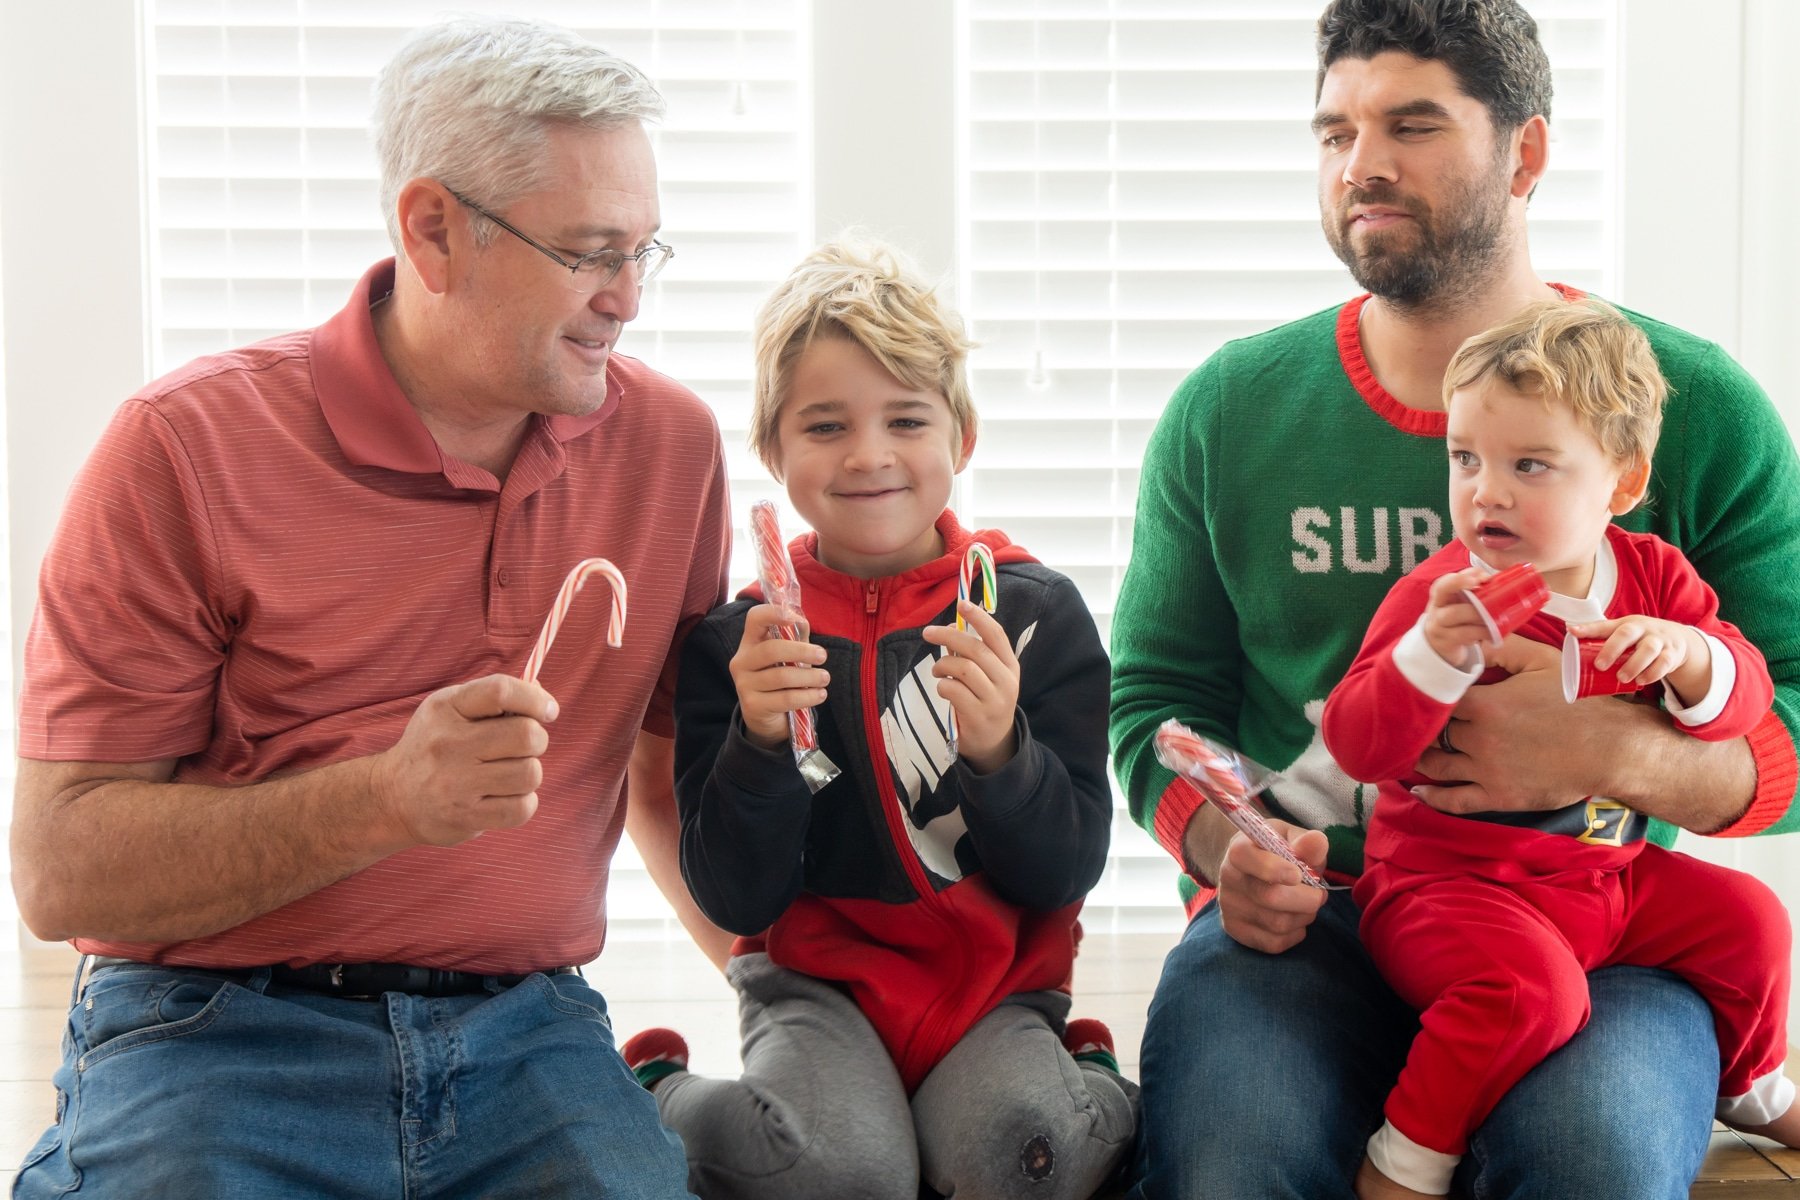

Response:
(1366, 1121), (1459, 1195)
(1394, 616), (1483, 705)
(1719, 1065), (1797, 1127)
(1665, 631), (1736, 728)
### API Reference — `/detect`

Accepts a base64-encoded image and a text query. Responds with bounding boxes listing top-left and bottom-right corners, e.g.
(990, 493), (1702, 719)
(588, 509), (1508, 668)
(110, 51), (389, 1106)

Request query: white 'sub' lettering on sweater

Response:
(1291, 506), (1445, 575)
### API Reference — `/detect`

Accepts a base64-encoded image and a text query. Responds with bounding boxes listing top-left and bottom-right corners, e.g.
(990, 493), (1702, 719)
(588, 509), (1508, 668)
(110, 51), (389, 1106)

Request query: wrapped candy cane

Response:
(1153, 718), (1339, 890)
(946, 542), (999, 756)
(749, 501), (840, 792)
(521, 558), (626, 684)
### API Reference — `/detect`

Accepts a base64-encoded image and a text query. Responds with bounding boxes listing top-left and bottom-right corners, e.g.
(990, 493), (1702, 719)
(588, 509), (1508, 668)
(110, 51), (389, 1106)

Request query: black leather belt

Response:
(87, 955), (580, 999)
(268, 961), (581, 998)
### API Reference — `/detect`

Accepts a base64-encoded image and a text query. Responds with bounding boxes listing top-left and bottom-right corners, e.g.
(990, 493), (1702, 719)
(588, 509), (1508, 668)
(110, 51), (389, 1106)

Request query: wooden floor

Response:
(0, 935), (1791, 1196)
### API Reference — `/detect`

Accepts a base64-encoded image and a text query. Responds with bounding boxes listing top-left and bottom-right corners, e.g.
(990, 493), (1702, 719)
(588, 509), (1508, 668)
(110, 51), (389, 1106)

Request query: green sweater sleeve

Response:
(1643, 339), (1800, 836)
(1109, 357), (1240, 875)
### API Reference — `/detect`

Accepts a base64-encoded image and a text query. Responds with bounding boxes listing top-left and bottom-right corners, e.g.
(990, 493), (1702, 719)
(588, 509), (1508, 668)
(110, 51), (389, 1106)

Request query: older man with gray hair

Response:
(11, 17), (726, 1197)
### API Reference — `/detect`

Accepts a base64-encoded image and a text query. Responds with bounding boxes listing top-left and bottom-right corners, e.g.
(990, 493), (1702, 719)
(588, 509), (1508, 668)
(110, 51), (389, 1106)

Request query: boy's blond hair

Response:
(1444, 298), (1667, 466)
(750, 237), (976, 472)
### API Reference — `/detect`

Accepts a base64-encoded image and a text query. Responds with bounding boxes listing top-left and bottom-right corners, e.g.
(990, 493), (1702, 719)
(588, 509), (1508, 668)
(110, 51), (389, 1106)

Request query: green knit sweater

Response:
(1110, 293), (1800, 899)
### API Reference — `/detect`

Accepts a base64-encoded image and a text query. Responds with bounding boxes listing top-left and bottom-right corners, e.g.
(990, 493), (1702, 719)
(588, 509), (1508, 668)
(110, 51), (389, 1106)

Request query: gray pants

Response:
(654, 953), (1138, 1200)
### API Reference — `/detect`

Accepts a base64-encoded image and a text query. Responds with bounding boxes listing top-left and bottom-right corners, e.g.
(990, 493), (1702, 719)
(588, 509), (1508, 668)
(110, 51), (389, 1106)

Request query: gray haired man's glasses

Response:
(448, 189), (673, 292)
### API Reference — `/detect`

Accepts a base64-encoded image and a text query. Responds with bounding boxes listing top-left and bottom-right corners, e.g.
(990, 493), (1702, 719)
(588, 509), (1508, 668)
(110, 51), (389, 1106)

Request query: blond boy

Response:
(1322, 299), (1797, 1198)
(625, 239), (1137, 1200)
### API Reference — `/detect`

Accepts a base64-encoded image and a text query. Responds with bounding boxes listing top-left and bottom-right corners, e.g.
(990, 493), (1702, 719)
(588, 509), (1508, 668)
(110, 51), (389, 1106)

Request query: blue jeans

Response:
(14, 960), (695, 1199)
(1126, 893), (1718, 1199)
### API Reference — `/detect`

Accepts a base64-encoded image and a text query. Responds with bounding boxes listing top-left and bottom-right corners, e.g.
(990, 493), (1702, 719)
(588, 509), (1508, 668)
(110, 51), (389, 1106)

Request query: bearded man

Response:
(1108, 1), (1800, 1197)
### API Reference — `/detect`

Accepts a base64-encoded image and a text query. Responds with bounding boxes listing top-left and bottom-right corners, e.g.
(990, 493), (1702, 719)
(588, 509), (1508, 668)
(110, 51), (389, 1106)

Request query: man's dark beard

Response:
(1322, 164), (1512, 312)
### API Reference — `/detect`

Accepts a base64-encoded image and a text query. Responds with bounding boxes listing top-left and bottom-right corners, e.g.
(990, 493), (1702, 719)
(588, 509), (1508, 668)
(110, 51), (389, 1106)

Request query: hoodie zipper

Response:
(859, 577), (936, 901)
(856, 573), (979, 1082)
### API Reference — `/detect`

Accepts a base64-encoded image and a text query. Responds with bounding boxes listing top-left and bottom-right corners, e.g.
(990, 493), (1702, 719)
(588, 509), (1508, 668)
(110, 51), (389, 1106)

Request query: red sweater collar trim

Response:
(1335, 283), (1586, 437)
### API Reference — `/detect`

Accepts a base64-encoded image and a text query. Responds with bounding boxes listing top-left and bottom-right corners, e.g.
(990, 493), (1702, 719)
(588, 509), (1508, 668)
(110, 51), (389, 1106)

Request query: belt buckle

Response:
(328, 965), (346, 990)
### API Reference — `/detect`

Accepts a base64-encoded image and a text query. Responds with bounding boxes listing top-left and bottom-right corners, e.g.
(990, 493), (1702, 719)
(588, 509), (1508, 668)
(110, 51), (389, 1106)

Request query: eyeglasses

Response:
(448, 189), (673, 292)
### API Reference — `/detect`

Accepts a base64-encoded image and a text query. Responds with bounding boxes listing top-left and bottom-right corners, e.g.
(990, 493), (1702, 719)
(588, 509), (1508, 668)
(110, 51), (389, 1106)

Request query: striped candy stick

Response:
(957, 542), (998, 631)
(749, 501), (818, 749)
(749, 501), (807, 647)
(748, 501), (840, 792)
(521, 558), (626, 684)
(947, 542), (999, 753)
(1152, 718), (1335, 890)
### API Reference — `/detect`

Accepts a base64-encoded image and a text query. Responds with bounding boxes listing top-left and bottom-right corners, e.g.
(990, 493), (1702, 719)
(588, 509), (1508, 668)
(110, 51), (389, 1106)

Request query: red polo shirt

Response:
(19, 260), (731, 973)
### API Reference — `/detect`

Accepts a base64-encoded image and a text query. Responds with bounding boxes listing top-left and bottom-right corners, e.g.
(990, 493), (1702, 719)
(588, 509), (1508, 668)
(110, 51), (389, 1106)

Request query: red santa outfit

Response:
(1323, 524), (1794, 1194)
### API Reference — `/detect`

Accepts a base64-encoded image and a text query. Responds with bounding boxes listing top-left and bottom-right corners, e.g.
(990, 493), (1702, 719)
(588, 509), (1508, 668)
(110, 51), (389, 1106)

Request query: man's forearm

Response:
(625, 811), (735, 971)
(1180, 802), (1238, 888)
(1427, 653), (1765, 833)
(625, 731), (735, 970)
(12, 756), (410, 945)
(1594, 701), (1757, 834)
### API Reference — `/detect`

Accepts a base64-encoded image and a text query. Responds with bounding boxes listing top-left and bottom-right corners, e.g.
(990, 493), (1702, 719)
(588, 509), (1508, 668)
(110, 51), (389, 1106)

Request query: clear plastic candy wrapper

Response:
(749, 501), (840, 792)
(1153, 718), (1338, 890)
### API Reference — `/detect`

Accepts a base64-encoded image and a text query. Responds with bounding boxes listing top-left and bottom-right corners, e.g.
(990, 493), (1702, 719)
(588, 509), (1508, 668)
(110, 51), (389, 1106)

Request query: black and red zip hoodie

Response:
(672, 511), (1112, 1092)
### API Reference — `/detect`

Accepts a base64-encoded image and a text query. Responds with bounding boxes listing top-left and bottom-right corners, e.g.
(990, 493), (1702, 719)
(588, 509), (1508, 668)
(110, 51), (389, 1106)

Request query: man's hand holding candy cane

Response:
(371, 557), (626, 848)
(921, 599), (1021, 775)
(1154, 720), (1332, 954)
(1213, 815), (1330, 954)
(370, 674), (560, 847)
(729, 606), (830, 749)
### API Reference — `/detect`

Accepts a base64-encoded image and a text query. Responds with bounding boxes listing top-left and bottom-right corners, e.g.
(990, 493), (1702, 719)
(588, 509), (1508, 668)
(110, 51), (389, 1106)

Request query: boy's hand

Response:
(922, 599), (1020, 774)
(728, 603), (830, 750)
(1565, 614), (1711, 701)
(1423, 566), (1496, 667)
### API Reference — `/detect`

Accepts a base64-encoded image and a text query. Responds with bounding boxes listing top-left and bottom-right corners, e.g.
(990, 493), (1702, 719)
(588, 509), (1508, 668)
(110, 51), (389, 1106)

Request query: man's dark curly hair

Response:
(1316, 0), (1553, 129)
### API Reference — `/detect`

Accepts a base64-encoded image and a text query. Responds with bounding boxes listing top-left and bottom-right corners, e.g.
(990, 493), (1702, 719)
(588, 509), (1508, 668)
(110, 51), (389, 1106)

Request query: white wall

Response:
(1618, 0), (1800, 423)
(1736, 0), (1800, 432)
(0, 0), (149, 937)
(0, 0), (149, 693)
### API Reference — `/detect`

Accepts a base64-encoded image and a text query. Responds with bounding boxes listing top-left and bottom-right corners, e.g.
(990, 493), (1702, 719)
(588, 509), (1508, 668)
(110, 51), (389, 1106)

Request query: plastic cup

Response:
(1561, 633), (1638, 702)
(1463, 562), (1550, 643)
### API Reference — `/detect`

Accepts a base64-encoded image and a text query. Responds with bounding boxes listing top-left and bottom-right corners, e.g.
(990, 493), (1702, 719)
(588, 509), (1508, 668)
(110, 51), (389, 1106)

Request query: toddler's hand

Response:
(1423, 567), (1497, 668)
(728, 603), (829, 749)
(1565, 614), (1707, 693)
(922, 599), (1020, 774)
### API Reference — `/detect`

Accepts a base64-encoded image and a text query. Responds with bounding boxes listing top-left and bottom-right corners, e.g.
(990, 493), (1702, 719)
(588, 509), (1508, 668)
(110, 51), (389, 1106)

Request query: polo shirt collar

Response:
(310, 259), (620, 482)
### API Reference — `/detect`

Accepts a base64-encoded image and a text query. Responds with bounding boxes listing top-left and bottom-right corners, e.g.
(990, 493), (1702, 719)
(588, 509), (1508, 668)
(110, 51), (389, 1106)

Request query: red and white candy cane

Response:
(1155, 721), (1251, 801)
(749, 501), (840, 792)
(521, 558), (626, 684)
(1152, 718), (1336, 890)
